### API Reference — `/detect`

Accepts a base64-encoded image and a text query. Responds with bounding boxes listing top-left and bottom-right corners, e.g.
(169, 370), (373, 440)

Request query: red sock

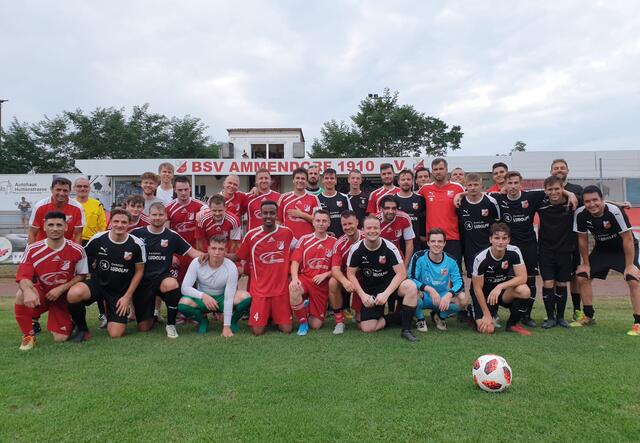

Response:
(334, 311), (345, 324)
(14, 304), (34, 336)
(291, 301), (308, 324)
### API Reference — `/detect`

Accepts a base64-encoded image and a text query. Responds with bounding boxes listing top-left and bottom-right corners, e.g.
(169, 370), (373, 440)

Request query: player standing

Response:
(289, 210), (337, 335)
(131, 202), (202, 338)
(74, 177), (106, 246)
(377, 195), (415, 264)
(347, 216), (418, 341)
(179, 236), (252, 336)
(450, 167), (466, 187)
(195, 195), (241, 252)
(471, 223), (532, 336)
(156, 162), (176, 204)
(317, 168), (352, 237)
(415, 167), (431, 189)
(220, 174), (248, 219)
(395, 169), (426, 252)
(140, 172), (163, 215)
(67, 209), (146, 339)
(246, 168), (281, 231)
(305, 164), (323, 195)
(123, 195), (150, 231)
(366, 163), (399, 214)
(347, 169), (369, 227)
(278, 168), (320, 245)
(14, 211), (88, 350)
(486, 162), (509, 193)
(572, 186), (640, 335)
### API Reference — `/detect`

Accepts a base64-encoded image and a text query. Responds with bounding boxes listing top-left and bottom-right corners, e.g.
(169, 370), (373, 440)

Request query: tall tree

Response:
(511, 140), (527, 154)
(310, 89), (463, 158)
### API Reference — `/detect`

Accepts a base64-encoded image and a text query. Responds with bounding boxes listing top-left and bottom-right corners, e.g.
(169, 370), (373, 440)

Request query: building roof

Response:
(226, 128), (305, 142)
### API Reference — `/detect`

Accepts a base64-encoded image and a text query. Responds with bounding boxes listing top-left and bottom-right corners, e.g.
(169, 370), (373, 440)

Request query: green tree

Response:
(167, 115), (219, 158)
(310, 89), (463, 158)
(511, 140), (527, 154)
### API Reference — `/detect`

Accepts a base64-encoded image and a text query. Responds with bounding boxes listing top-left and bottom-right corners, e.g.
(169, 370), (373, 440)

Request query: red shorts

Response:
(351, 292), (362, 313)
(248, 294), (292, 327)
(298, 274), (329, 320)
(173, 254), (193, 283)
(31, 286), (73, 336)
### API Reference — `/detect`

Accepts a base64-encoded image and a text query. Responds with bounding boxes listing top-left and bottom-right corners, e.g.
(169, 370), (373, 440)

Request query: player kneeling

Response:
(14, 211), (88, 350)
(471, 223), (532, 336)
(404, 228), (469, 332)
(67, 209), (145, 340)
(178, 236), (251, 337)
(346, 216), (419, 342)
(289, 210), (337, 336)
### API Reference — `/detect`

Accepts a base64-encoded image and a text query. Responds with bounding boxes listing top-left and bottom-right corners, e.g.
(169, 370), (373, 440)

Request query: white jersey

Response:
(181, 257), (238, 326)
(155, 186), (174, 205)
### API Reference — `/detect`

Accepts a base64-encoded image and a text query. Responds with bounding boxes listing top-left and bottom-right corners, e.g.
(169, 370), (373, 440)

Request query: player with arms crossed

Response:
(289, 210), (337, 336)
(131, 202), (202, 338)
(471, 223), (532, 336)
(572, 186), (640, 335)
(229, 200), (294, 336)
(14, 211), (88, 350)
(405, 228), (469, 333)
(347, 216), (419, 341)
(179, 236), (252, 336)
(67, 209), (146, 340)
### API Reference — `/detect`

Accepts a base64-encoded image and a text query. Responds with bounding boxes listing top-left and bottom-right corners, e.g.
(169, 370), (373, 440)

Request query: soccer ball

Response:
(472, 354), (512, 393)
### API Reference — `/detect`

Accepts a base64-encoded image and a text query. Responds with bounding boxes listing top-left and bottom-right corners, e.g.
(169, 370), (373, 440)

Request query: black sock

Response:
(555, 286), (568, 320)
(68, 302), (88, 332)
(583, 305), (595, 318)
(571, 292), (581, 311)
(383, 311), (402, 327)
(506, 299), (527, 328)
(401, 304), (415, 331)
(341, 292), (351, 311)
(163, 288), (182, 326)
(525, 277), (536, 318)
(542, 287), (556, 319)
(98, 300), (106, 316)
(633, 314), (640, 324)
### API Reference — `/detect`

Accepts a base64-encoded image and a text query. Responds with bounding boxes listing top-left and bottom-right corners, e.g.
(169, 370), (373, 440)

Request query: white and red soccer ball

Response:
(472, 354), (512, 393)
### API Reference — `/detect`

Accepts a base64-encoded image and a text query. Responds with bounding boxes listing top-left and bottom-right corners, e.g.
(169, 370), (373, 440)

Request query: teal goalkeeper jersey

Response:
(408, 250), (463, 296)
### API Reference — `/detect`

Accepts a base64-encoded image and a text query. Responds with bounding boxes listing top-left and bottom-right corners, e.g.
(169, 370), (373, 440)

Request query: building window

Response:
(251, 144), (267, 159)
(268, 144), (285, 159)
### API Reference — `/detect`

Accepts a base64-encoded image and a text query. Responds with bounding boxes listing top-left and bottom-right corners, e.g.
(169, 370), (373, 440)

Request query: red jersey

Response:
(221, 191), (248, 219)
(17, 239), (88, 293)
(291, 233), (337, 278)
(246, 190), (282, 231)
(331, 230), (365, 269)
(29, 197), (85, 242)
(278, 191), (320, 240)
(166, 198), (207, 247)
(376, 211), (415, 252)
(419, 181), (465, 241)
(236, 225), (294, 298)
(195, 211), (241, 248)
(486, 184), (501, 193)
(366, 186), (400, 214)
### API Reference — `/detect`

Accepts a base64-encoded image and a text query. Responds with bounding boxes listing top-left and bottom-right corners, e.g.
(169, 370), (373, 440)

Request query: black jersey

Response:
(457, 195), (500, 256)
(574, 203), (637, 252)
(491, 190), (546, 246)
(347, 238), (402, 295)
(85, 231), (146, 294)
(565, 182), (584, 204)
(396, 192), (426, 248)
(131, 226), (191, 280)
(318, 192), (352, 237)
(348, 191), (369, 227)
(472, 245), (524, 287)
(536, 197), (576, 253)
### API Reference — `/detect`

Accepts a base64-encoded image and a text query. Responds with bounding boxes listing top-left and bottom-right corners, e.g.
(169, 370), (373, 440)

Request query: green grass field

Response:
(1, 297), (639, 442)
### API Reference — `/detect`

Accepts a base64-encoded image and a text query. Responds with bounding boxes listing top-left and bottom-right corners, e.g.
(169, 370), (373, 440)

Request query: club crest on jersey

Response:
(60, 260), (70, 271)
(304, 205), (311, 212)
(66, 215), (73, 222)
(441, 268), (448, 276)
(124, 251), (133, 261)
(501, 261), (509, 269)
(277, 241), (285, 251)
(337, 200), (343, 208)
(326, 249), (332, 257)
(188, 213), (195, 221)
(521, 200), (529, 209)
(603, 220), (611, 229)
(412, 202), (419, 210)
(161, 239), (169, 247)
(379, 255), (387, 264)
(395, 230), (402, 238)
(447, 190), (454, 197)
(481, 209), (489, 217)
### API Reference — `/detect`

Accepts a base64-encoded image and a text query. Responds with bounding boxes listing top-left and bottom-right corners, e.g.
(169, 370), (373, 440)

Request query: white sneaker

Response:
(98, 314), (108, 329)
(166, 325), (179, 339)
(333, 322), (345, 335)
(432, 314), (447, 331)
(416, 320), (428, 333)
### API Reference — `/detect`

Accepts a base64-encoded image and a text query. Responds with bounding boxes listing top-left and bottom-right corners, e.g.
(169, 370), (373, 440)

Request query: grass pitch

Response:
(1, 297), (639, 442)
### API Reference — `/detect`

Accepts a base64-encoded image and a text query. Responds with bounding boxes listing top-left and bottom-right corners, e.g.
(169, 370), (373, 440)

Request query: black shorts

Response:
(84, 279), (129, 324)
(538, 249), (574, 282)
(469, 284), (511, 320)
(360, 305), (386, 322)
(513, 241), (538, 276)
(133, 273), (173, 322)
(463, 245), (485, 278)
(589, 245), (640, 280)
(444, 240), (463, 274)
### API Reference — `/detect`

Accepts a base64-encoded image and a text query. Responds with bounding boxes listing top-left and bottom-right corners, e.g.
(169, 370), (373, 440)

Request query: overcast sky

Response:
(1, 1), (639, 155)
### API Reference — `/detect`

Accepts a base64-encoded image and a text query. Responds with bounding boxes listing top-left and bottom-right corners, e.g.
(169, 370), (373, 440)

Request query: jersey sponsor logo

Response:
(501, 261), (509, 269)
(175, 222), (195, 233)
(259, 251), (285, 264)
(254, 209), (263, 219)
(603, 220), (611, 229)
(160, 239), (169, 247)
(521, 200), (529, 209)
(99, 259), (110, 271)
(39, 271), (71, 286)
(124, 251), (132, 261)
(464, 221), (473, 231)
(379, 255), (387, 264)
(99, 246), (107, 254)
(60, 260), (70, 271)
(481, 209), (489, 217)
(504, 213), (512, 222)
(307, 258), (330, 270)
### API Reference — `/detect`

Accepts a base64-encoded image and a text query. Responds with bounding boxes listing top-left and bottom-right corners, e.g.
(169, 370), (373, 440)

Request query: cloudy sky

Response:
(1, 1), (639, 155)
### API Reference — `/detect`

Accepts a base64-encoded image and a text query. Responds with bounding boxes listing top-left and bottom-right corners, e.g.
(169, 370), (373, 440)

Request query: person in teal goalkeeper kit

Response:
(407, 228), (470, 332)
